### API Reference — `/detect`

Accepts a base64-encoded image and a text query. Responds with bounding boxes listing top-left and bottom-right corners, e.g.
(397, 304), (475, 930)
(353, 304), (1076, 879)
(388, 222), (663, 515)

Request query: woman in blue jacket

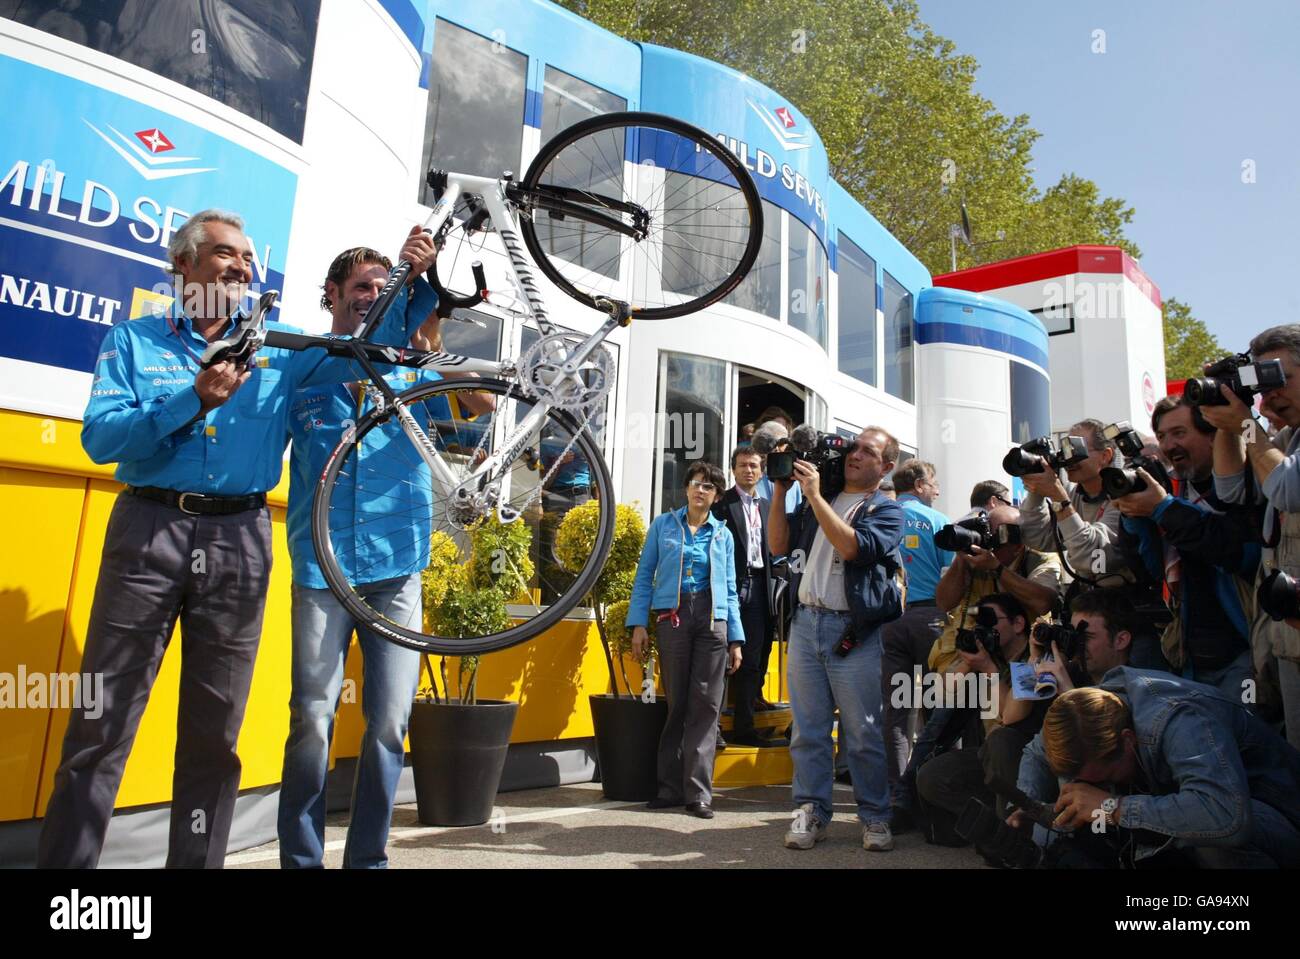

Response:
(627, 462), (745, 818)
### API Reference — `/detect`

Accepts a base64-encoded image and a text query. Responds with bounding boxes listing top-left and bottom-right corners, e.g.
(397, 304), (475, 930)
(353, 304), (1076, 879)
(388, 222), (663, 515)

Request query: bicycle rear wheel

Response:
(519, 111), (762, 319)
(311, 377), (616, 656)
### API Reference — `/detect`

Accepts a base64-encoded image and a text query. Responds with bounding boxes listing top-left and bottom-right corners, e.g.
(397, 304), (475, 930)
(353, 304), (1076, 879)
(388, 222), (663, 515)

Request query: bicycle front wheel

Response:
(519, 111), (762, 319)
(311, 377), (616, 656)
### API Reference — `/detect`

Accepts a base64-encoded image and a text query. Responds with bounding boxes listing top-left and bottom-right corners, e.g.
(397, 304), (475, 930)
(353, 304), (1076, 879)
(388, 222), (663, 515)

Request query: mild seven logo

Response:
(747, 100), (809, 152)
(82, 119), (216, 181)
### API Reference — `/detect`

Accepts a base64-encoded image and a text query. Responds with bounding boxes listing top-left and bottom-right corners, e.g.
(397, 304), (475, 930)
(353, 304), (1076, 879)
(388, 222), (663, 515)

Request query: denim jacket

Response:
(625, 507), (745, 643)
(1018, 667), (1300, 858)
(785, 490), (906, 636)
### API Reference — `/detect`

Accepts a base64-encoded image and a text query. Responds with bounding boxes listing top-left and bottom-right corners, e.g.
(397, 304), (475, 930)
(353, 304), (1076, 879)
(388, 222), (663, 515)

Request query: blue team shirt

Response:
(896, 493), (953, 602)
(286, 366), (451, 589)
(82, 279), (438, 496)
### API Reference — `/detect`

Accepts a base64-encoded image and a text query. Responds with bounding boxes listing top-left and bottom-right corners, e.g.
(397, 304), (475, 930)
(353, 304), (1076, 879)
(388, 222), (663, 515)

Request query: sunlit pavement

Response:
(226, 781), (989, 869)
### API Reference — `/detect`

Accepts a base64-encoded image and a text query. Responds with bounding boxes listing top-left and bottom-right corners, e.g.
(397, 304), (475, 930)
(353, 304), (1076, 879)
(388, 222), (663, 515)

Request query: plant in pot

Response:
(555, 500), (667, 801)
(408, 516), (532, 826)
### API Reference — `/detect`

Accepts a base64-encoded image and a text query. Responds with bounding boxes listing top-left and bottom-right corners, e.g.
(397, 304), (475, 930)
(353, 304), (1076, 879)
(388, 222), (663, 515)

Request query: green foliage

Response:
(604, 598), (656, 662)
(555, 500), (646, 609)
(1163, 297), (1226, 380)
(467, 513), (535, 602)
(420, 519), (536, 703)
(554, 0), (1141, 274)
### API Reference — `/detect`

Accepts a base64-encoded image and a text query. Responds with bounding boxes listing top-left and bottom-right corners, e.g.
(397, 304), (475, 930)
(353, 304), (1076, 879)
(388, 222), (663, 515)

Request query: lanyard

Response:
(164, 313), (208, 368)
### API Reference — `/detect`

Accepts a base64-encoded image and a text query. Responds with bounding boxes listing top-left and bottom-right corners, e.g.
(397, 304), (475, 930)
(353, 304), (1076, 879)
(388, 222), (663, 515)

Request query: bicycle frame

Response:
(315, 169), (627, 519)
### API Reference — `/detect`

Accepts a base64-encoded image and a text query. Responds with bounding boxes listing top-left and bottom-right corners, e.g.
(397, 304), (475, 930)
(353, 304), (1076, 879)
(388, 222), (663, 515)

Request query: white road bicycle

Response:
(208, 112), (762, 654)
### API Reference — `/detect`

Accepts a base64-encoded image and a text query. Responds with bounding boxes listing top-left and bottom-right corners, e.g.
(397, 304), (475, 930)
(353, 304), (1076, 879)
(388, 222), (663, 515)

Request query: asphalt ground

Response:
(226, 780), (989, 869)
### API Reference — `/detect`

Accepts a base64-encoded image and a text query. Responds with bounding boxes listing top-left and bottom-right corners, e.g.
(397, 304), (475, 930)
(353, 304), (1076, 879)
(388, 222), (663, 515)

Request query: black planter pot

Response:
(408, 698), (519, 826)
(589, 693), (669, 801)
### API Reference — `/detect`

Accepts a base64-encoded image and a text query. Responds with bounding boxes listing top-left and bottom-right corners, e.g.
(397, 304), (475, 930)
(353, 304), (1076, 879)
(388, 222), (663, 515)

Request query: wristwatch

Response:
(1100, 795), (1119, 827)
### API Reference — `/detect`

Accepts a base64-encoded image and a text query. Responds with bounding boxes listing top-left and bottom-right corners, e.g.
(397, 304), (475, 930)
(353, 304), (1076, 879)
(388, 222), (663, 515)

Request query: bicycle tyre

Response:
(519, 111), (762, 320)
(311, 377), (616, 656)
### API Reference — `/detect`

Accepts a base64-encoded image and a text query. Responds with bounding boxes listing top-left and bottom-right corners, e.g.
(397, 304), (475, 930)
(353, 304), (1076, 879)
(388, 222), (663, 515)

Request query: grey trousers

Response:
(655, 591), (728, 804)
(880, 603), (943, 796)
(38, 492), (272, 868)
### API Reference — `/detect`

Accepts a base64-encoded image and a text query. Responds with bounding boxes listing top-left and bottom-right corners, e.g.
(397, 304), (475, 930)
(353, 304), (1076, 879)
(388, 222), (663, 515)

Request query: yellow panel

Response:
(0, 468), (86, 822)
(38, 486), (299, 811)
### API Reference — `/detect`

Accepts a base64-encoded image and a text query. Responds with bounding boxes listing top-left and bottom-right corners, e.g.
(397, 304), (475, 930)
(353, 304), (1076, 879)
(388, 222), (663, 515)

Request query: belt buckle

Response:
(177, 492), (203, 515)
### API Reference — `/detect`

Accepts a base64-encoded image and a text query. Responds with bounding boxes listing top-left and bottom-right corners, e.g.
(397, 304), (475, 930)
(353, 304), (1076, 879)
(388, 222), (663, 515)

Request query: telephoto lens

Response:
(1099, 465), (1147, 498)
(1258, 568), (1300, 622)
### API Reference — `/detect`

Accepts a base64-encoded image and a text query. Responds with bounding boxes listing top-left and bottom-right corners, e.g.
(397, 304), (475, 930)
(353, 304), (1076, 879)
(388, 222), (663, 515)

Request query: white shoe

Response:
(784, 803), (826, 849)
(863, 821), (894, 851)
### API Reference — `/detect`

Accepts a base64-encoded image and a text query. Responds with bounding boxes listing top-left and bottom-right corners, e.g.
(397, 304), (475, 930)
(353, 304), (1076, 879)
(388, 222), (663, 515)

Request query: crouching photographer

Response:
(1200, 326), (1300, 747)
(1013, 675), (1300, 868)
(910, 594), (1063, 855)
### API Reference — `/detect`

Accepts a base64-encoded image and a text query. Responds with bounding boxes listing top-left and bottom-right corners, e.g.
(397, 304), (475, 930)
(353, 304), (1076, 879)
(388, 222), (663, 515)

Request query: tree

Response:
(555, 0), (1141, 274)
(1163, 297), (1225, 380)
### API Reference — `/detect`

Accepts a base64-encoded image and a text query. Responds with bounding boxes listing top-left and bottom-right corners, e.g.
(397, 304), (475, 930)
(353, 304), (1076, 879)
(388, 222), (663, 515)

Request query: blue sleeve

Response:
(81, 324), (203, 465)
(1016, 731), (1058, 806)
(1118, 705), (1252, 843)
(626, 515), (662, 629)
(847, 498), (906, 567)
(288, 277), (439, 390)
(1262, 449), (1300, 513)
(723, 528), (745, 644)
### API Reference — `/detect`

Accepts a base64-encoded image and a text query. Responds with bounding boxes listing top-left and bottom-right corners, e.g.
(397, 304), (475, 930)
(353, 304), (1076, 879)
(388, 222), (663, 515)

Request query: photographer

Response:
(1018, 419), (1128, 584)
(768, 427), (905, 853)
(913, 594), (1054, 837)
(1202, 325), (1300, 746)
(1020, 589), (1135, 703)
(930, 506), (1062, 675)
(1113, 395), (1262, 702)
(1014, 678), (1300, 868)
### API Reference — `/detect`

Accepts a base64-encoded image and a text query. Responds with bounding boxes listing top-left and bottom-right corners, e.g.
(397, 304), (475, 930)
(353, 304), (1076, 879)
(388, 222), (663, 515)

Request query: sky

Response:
(915, 0), (1300, 350)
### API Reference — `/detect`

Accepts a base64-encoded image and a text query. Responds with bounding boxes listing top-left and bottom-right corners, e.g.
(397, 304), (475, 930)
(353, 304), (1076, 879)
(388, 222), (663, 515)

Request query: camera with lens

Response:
(1031, 620), (1088, 696)
(1098, 420), (1172, 498)
(764, 425), (848, 483)
(955, 605), (1001, 656)
(933, 510), (1023, 554)
(1184, 352), (1286, 407)
(1002, 435), (1090, 478)
(1259, 568), (1300, 622)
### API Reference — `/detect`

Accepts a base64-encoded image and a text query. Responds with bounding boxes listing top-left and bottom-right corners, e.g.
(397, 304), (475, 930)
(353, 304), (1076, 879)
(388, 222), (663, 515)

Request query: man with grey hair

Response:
(38, 210), (439, 868)
(1202, 324), (1300, 745)
(1018, 419), (1130, 586)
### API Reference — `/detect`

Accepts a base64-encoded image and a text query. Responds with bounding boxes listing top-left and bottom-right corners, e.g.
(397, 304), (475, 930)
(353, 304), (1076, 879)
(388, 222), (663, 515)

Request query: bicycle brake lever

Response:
(199, 290), (279, 369)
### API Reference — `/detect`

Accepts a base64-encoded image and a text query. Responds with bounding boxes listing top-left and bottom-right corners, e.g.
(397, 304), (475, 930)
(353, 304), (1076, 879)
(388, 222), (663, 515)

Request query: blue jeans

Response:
(279, 575), (422, 868)
(788, 607), (890, 826)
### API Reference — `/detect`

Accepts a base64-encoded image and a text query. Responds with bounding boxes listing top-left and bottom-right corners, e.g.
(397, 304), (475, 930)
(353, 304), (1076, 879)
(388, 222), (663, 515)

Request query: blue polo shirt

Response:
(897, 493), (953, 602)
(286, 366), (452, 589)
(82, 279), (437, 495)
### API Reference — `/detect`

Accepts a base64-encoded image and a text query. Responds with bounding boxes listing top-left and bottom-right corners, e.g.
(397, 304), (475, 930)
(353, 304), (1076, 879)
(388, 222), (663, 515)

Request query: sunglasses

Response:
(687, 480), (717, 492)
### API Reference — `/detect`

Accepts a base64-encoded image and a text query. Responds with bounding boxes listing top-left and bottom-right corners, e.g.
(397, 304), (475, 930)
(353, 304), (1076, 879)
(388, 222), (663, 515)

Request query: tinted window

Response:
(658, 352), (726, 513)
(883, 270), (914, 403)
(836, 233), (877, 386)
(788, 220), (828, 349)
(531, 68), (627, 281)
(2, 0), (320, 142)
(724, 199), (781, 319)
(439, 308), (501, 361)
(1010, 361), (1051, 443)
(420, 19), (527, 201)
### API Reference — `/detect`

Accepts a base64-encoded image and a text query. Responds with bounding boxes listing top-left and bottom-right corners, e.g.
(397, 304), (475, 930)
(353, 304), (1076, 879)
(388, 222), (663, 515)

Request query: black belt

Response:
(127, 485), (266, 516)
(908, 599), (937, 607)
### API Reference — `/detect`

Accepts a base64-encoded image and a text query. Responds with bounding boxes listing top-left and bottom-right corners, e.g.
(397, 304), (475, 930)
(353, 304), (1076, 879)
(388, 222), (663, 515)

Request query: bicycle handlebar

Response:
(428, 259), (488, 319)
